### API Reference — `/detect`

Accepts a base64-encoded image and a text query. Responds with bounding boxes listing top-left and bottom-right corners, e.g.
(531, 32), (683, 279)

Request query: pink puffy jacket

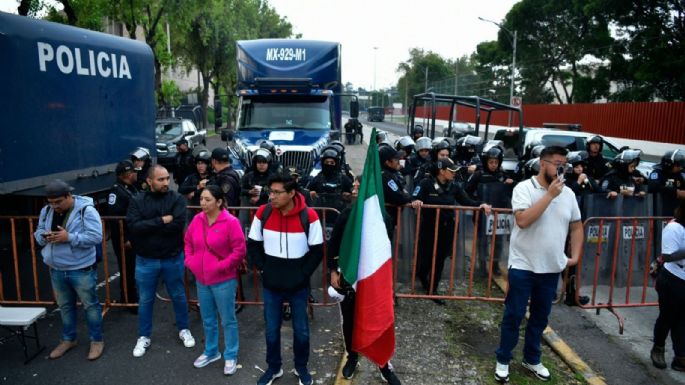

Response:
(184, 209), (246, 286)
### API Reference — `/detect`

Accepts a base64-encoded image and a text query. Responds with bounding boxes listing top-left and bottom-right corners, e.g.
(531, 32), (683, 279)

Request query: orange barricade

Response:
(388, 204), (512, 303)
(575, 216), (670, 334)
(0, 207), (343, 315)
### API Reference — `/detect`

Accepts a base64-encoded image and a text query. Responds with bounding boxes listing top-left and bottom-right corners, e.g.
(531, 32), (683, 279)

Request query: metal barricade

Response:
(576, 209), (669, 334)
(390, 204), (511, 303)
(0, 206), (342, 315)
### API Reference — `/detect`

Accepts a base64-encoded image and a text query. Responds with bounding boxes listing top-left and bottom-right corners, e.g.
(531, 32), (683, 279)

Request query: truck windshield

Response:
(156, 122), (182, 136)
(238, 95), (332, 130)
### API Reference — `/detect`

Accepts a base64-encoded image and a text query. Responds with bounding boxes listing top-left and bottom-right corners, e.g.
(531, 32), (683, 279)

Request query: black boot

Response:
(342, 353), (358, 379)
(651, 345), (667, 369)
(672, 356), (685, 372)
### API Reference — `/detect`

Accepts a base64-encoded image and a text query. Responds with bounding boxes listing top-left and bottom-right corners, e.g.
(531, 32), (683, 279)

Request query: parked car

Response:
(494, 127), (655, 177)
(155, 118), (207, 167)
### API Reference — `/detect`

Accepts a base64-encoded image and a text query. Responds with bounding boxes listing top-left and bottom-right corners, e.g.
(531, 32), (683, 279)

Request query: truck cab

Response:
(225, 39), (357, 177)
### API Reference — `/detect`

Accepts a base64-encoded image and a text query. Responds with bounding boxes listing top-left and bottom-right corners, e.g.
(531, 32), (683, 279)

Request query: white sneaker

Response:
(179, 329), (195, 348)
(132, 336), (151, 357)
(495, 362), (509, 383)
(522, 360), (550, 381)
(224, 359), (237, 375)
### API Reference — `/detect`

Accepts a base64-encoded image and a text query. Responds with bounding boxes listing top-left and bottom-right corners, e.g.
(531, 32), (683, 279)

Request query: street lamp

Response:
(373, 46), (378, 94)
(478, 16), (517, 126)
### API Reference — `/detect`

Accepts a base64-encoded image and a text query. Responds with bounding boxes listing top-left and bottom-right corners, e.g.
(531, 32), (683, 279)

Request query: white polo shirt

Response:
(662, 221), (685, 281)
(508, 177), (582, 273)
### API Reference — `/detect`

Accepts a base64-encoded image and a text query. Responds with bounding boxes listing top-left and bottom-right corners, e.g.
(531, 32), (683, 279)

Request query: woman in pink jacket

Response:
(184, 185), (246, 375)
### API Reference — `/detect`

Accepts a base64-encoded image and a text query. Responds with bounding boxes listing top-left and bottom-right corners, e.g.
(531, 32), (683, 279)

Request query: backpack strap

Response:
(259, 202), (310, 241)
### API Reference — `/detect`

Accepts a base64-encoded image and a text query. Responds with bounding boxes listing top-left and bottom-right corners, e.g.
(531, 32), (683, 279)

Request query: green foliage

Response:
(160, 79), (181, 106)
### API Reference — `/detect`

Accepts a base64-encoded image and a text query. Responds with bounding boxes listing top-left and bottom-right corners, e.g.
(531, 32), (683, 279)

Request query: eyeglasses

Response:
(267, 189), (288, 196)
(542, 159), (566, 167)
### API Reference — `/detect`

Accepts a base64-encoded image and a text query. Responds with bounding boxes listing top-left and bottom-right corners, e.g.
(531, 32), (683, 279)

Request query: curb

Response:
(333, 354), (352, 385)
(492, 275), (607, 385)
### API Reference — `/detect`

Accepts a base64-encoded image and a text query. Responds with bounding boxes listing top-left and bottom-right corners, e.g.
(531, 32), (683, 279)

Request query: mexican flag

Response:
(339, 128), (395, 367)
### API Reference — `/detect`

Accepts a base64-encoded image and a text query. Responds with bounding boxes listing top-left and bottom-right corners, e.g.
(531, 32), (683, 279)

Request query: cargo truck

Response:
(223, 39), (358, 176)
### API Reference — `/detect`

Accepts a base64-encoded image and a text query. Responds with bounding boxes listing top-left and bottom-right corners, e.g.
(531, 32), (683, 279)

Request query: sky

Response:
(0, 0), (519, 90)
(268, 0), (520, 90)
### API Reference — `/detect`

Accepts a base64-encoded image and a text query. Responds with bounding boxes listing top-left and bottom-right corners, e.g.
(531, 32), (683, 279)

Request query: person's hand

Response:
(578, 173), (587, 185)
(634, 176), (645, 185)
(249, 187), (259, 196)
(467, 165), (477, 174)
(547, 178), (564, 198)
(342, 192), (351, 201)
(480, 203), (492, 215)
(249, 196), (259, 205)
(330, 270), (341, 289)
(48, 226), (69, 243)
(607, 191), (618, 199)
(309, 190), (318, 199)
(411, 200), (423, 209)
(162, 215), (173, 224)
(124, 241), (132, 250)
(198, 179), (208, 189)
(620, 188), (633, 196)
(567, 253), (580, 267)
(504, 178), (514, 185)
(637, 191), (646, 197)
(186, 191), (195, 200)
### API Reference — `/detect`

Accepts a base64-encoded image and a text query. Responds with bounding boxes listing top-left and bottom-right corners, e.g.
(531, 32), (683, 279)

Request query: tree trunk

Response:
(18, 0), (31, 15)
(59, 0), (77, 25)
(155, 56), (163, 107)
(201, 71), (211, 129)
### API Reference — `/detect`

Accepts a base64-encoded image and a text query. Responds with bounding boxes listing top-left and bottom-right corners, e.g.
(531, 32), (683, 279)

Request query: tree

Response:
(597, 0), (685, 101)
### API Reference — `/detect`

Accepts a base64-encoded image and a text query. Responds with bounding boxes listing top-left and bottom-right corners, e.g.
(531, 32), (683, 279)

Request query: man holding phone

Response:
(494, 146), (584, 382)
(34, 180), (104, 361)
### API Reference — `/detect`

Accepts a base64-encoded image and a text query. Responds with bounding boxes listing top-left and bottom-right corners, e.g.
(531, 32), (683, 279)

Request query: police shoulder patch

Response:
(412, 186), (421, 196)
(222, 183), (231, 193)
(601, 180), (609, 190)
(649, 172), (659, 180)
(108, 193), (116, 205)
(387, 180), (399, 192)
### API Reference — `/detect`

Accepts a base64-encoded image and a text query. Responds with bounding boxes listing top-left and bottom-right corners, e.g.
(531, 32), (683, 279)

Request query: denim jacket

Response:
(34, 195), (103, 270)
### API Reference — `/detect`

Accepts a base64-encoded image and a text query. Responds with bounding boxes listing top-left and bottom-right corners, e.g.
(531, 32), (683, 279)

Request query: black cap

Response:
(115, 160), (135, 175)
(45, 179), (74, 197)
(436, 157), (458, 172)
(175, 138), (188, 146)
(211, 147), (229, 162)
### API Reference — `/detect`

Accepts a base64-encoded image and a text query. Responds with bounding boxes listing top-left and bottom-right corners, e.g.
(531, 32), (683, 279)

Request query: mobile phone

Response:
(556, 166), (565, 180)
(41, 232), (49, 238)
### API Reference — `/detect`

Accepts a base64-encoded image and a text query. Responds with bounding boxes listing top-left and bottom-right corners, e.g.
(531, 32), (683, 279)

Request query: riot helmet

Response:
(395, 136), (416, 154)
(195, 150), (211, 165)
(586, 136), (604, 154)
(524, 158), (541, 177)
(415, 137), (432, 153)
(524, 139), (543, 160)
(256, 139), (276, 158)
(566, 151), (589, 167)
(530, 145), (546, 159)
(411, 124), (424, 139)
(661, 149), (685, 169)
(252, 148), (272, 164)
(130, 147), (151, 162)
(320, 148), (341, 176)
(480, 145), (504, 171)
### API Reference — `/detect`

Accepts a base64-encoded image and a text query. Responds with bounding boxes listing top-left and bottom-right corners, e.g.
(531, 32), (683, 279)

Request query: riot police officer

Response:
(414, 139), (452, 186)
(307, 148), (353, 225)
(344, 118), (363, 145)
(130, 147), (151, 191)
(649, 149), (685, 216)
(107, 160), (140, 307)
(411, 124), (424, 141)
(601, 149), (647, 198)
(465, 144), (514, 198)
(408, 137), (432, 185)
(586, 136), (609, 182)
(208, 147), (241, 207)
(564, 151), (600, 200)
(241, 148), (275, 206)
(179, 149), (213, 206)
(323, 141), (354, 179)
(256, 139), (283, 174)
(172, 138), (195, 186)
(454, 135), (482, 181)
(379, 146), (412, 231)
(411, 158), (491, 304)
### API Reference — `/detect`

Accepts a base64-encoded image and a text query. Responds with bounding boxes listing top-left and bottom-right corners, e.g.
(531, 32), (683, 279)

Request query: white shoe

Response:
(179, 329), (195, 348)
(494, 362), (509, 383)
(133, 336), (151, 357)
(522, 360), (550, 381)
(224, 359), (237, 375)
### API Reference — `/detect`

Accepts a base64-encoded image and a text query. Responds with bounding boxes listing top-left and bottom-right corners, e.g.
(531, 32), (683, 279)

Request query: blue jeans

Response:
(263, 287), (310, 370)
(496, 268), (560, 365)
(50, 266), (103, 342)
(197, 279), (239, 359)
(135, 254), (189, 337)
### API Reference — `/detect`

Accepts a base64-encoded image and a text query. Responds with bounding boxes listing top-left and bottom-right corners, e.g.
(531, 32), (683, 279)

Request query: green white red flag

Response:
(339, 128), (395, 367)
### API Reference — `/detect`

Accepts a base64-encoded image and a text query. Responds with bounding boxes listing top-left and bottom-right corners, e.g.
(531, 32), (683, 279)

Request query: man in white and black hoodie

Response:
(248, 173), (324, 385)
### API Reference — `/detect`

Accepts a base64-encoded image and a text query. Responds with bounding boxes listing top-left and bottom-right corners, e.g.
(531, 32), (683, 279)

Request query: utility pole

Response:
(424, 67), (428, 92)
(478, 16), (517, 126)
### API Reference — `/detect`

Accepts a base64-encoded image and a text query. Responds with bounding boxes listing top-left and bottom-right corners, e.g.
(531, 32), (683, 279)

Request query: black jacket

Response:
(412, 176), (481, 224)
(178, 171), (212, 206)
(173, 151), (195, 185)
(586, 154), (609, 181)
(107, 182), (139, 242)
(209, 167), (241, 207)
(240, 169), (274, 206)
(126, 190), (186, 259)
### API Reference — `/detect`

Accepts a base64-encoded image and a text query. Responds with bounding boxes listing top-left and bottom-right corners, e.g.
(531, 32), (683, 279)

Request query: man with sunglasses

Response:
(494, 146), (584, 383)
(34, 180), (104, 361)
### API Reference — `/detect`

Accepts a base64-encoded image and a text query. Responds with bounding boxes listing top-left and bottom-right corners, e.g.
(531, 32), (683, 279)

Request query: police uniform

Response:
(649, 165), (685, 216)
(586, 154), (609, 182)
(600, 169), (646, 196)
(380, 148), (412, 232)
(412, 165), (481, 294)
(173, 148), (195, 186)
(307, 170), (352, 225)
(107, 161), (140, 304)
(178, 170), (212, 206)
(240, 169), (274, 207)
(208, 148), (241, 207)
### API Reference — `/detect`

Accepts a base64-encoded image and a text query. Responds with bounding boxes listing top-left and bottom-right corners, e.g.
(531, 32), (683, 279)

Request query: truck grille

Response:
(245, 149), (315, 175)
